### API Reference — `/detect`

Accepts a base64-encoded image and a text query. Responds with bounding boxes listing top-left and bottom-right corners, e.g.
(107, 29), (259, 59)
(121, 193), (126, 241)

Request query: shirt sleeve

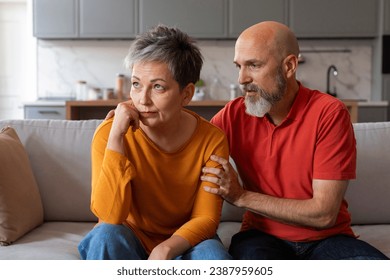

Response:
(313, 105), (357, 180)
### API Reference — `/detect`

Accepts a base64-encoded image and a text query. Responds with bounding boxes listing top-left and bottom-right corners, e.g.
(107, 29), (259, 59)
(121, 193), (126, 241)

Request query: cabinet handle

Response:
(38, 111), (60, 114)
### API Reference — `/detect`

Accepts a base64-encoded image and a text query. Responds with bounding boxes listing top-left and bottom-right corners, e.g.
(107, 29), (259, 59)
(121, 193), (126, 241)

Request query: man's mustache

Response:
(242, 83), (260, 92)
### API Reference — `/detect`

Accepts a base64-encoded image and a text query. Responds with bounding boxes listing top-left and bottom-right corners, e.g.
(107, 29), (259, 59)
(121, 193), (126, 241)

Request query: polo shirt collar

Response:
(283, 82), (311, 123)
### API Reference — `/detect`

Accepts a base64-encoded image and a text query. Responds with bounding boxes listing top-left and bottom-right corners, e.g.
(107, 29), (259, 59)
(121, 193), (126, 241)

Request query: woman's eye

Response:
(154, 84), (165, 91)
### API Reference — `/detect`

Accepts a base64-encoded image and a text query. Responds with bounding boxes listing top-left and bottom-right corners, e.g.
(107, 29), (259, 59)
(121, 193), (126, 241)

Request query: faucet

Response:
(326, 65), (338, 97)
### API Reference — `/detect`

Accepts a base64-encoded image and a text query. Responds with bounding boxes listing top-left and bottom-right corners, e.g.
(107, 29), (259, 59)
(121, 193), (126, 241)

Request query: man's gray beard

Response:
(242, 65), (286, 118)
(245, 95), (272, 117)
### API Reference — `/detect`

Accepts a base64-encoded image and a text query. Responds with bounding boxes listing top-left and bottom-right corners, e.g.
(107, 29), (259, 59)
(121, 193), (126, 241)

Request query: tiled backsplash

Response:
(37, 39), (372, 101)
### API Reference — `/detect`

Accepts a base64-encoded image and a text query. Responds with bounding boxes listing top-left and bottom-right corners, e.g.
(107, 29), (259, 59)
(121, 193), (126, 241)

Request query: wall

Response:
(36, 38), (373, 101)
(0, 1), (31, 119)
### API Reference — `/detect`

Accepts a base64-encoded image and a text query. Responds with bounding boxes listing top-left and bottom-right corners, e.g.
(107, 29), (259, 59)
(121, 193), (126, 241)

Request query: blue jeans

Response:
(78, 223), (232, 260)
(229, 229), (389, 260)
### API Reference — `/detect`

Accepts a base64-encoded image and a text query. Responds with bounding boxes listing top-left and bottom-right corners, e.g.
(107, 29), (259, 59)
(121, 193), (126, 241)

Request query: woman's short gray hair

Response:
(124, 24), (203, 89)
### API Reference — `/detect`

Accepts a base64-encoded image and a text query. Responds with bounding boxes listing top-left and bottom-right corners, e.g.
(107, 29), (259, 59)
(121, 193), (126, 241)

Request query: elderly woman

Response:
(78, 25), (231, 260)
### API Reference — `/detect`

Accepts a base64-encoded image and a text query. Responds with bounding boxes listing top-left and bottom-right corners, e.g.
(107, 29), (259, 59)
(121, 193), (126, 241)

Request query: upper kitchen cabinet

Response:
(228, 0), (288, 38)
(33, 0), (78, 38)
(33, 0), (137, 39)
(139, 0), (227, 38)
(79, 0), (137, 38)
(384, 0), (390, 35)
(289, 0), (379, 38)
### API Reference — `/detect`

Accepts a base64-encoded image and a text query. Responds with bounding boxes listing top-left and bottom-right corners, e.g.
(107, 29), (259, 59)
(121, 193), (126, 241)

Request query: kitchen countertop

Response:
(23, 100), (67, 106)
(357, 101), (389, 107)
(23, 99), (389, 107)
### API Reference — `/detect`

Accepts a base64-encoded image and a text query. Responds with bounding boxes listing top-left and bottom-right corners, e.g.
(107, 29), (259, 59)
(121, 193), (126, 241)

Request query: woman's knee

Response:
(78, 223), (146, 260)
(190, 237), (232, 260)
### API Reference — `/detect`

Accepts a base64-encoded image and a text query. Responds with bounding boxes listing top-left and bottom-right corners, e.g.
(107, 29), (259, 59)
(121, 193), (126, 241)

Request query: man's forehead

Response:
(234, 39), (269, 63)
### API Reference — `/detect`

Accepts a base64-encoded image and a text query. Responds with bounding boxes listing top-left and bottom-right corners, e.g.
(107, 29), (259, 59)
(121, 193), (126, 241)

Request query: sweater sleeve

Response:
(173, 127), (229, 246)
(90, 121), (137, 224)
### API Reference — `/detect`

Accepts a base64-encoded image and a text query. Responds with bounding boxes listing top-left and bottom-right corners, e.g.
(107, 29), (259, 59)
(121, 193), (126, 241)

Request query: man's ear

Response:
(284, 54), (298, 79)
(181, 83), (195, 106)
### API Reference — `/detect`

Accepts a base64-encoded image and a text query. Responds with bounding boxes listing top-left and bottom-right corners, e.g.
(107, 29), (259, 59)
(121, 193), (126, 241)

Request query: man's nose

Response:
(238, 68), (252, 85)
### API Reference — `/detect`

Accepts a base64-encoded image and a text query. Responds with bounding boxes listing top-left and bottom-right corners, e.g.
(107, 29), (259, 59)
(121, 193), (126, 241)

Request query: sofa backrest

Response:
(346, 121), (390, 225)
(1, 119), (389, 225)
(0, 119), (101, 222)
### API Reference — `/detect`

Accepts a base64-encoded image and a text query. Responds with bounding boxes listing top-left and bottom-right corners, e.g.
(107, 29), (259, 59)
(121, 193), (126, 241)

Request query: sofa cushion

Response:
(346, 122), (390, 224)
(0, 126), (44, 245)
(0, 222), (94, 259)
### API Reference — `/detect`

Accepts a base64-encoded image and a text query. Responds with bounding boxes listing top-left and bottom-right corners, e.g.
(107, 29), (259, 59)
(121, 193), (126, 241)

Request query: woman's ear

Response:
(181, 83), (195, 106)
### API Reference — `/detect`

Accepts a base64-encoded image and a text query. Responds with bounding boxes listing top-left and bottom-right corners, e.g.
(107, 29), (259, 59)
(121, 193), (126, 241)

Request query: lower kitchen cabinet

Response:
(24, 105), (66, 120)
(358, 105), (389, 122)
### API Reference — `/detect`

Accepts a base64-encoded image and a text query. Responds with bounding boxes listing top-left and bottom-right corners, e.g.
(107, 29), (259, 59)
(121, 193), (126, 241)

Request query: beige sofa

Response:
(0, 119), (389, 259)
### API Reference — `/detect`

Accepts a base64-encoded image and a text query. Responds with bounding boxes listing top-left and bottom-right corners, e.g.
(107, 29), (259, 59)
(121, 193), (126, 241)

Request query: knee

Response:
(78, 223), (130, 259)
(196, 239), (232, 260)
(94, 223), (125, 235)
(82, 223), (128, 248)
(91, 223), (125, 241)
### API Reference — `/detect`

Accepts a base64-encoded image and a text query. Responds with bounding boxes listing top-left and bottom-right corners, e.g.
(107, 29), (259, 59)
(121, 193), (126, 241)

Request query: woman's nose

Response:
(139, 89), (152, 104)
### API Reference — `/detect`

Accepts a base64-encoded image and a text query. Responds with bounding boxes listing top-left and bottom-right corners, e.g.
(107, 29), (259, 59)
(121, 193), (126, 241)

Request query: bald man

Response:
(201, 21), (388, 260)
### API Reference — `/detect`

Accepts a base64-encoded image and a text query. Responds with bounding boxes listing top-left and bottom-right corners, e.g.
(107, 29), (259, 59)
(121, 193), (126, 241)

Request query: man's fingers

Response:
(210, 155), (230, 172)
(201, 174), (220, 184)
(203, 186), (221, 195)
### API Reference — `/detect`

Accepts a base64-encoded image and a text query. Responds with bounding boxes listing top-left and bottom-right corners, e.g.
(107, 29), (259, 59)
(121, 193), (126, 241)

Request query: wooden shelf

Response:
(342, 100), (358, 123)
(66, 99), (358, 122)
(66, 99), (229, 120)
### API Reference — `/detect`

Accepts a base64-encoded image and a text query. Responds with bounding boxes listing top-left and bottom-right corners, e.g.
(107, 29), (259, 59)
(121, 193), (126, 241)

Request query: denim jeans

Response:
(229, 229), (389, 260)
(78, 223), (232, 260)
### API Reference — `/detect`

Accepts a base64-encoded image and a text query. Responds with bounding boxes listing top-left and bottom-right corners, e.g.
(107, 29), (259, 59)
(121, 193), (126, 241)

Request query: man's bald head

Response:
(237, 21), (300, 61)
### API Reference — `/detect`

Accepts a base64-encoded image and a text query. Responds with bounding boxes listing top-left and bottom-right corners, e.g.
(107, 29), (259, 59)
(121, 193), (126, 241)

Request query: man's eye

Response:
(132, 82), (140, 88)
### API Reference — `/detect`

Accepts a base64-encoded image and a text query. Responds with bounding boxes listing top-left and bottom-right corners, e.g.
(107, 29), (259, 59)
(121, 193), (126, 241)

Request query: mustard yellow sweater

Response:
(90, 110), (229, 253)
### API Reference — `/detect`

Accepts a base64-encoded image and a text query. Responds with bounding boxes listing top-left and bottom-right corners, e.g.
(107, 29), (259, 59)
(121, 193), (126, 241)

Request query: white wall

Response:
(36, 38), (373, 102)
(0, 1), (29, 119)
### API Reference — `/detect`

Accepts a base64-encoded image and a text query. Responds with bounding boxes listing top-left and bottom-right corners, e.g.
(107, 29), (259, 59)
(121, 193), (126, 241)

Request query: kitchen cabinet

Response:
(33, 0), (137, 38)
(228, 0), (288, 38)
(79, 0), (137, 38)
(383, 75), (390, 100)
(289, 0), (379, 38)
(139, 0), (227, 38)
(358, 105), (389, 122)
(382, 74), (390, 120)
(384, 0), (390, 35)
(24, 105), (66, 120)
(33, 0), (78, 38)
(34, 0), (381, 40)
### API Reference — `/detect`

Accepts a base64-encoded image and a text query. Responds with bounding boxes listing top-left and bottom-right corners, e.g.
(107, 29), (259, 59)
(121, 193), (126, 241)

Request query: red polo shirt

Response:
(211, 84), (356, 241)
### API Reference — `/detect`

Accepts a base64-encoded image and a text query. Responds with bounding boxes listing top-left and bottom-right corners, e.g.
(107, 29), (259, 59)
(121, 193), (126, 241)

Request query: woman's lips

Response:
(139, 111), (157, 118)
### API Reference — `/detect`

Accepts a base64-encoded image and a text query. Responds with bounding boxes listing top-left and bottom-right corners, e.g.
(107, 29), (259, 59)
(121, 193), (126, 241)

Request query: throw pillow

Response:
(0, 126), (44, 245)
